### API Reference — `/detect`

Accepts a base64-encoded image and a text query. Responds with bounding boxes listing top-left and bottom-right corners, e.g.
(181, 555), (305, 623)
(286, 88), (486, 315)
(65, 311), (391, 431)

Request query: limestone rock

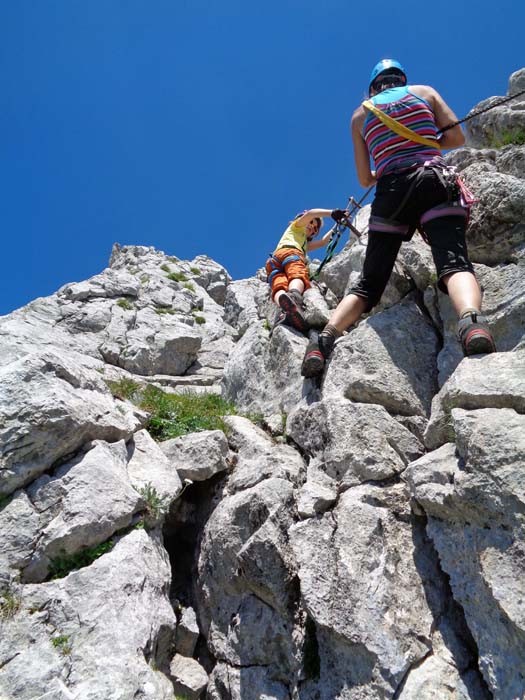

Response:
(465, 69), (525, 150)
(0, 529), (177, 700)
(189, 254), (232, 305)
(127, 429), (183, 505)
(322, 296), (440, 417)
(175, 606), (200, 656)
(22, 440), (142, 583)
(296, 458), (338, 518)
(289, 485), (434, 696)
(160, 430), (230, 482)
(221, 322), (311, 417)
(196, 478), (298, 677)
(170, 654), (208, 699)
(424, 350), (525, 450)
(206, 663), (290, 700)
(223, 278), (266, 337)
(287, 396), (423, 487)
(0, 350), (145, 497)
(224, 415), (304, 493)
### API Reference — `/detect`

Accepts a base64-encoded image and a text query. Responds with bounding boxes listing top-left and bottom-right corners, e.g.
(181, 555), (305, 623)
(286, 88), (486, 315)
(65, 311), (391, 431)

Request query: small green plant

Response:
(52, 635), (72, 656)
(487, 127), (525, 148)
(138, 482), (170, 521)
(0, 589), (21, 619)
(140, 274), (150, 285)
(245, 411), (265, 427)
(167, 271), (188, 283)
(105, 377), (141, 401)
(263, 319), (271, 332)
(183, 282), (196, 292)
(48, 541), (115, 580)
(116, 298), (134, 311)
(167, 256), (179, 263)
(155, 307), (177, 315)
(160, 263), (171, 273)
(193, 315), (206, 325)
(281, 411), (288, 433)
(139, 385), (237, 441)
(190, 267), (201, 275)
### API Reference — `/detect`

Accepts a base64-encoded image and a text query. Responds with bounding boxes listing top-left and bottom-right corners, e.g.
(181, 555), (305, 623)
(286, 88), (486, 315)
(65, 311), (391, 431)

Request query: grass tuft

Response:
(116, 298), (134, 311)
(167, 271), (188, 283)
(52, 634), (72, 655)
(105, 377), (141, 402)
(48, 541), (115, 580)
(0, 590), (21, 619)
(140, 386), (237, 441)
(487, 127), (525, 148)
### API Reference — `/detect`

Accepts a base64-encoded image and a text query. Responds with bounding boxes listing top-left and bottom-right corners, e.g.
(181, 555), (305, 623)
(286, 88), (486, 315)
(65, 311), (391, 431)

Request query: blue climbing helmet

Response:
(368, 59), (407, 95)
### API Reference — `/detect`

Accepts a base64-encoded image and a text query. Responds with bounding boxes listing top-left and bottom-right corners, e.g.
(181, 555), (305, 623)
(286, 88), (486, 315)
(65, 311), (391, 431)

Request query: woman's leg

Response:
(442, 270), (481, 316)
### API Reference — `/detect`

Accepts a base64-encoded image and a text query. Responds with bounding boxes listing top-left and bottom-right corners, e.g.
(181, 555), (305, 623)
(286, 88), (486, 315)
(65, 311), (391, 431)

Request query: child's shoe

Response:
(278, 292), (309, 333)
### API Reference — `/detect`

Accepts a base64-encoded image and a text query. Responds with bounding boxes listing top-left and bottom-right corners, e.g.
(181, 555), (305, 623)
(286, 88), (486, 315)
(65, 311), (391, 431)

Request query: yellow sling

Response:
(362, 99), (441, 150)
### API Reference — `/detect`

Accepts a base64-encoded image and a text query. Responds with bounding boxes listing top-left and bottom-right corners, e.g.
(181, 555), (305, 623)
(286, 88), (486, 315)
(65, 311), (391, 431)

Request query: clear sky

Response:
(1, 1), (523, 315)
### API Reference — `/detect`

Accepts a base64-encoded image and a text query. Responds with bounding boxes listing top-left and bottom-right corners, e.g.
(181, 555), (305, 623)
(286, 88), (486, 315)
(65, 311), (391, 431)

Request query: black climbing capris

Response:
(348, 167), (475, 310)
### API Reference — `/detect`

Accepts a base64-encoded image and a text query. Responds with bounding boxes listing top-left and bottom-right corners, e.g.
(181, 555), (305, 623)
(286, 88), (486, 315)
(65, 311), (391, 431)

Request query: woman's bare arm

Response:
(411, 85), (465, 149)
(351, 106), (377, 188)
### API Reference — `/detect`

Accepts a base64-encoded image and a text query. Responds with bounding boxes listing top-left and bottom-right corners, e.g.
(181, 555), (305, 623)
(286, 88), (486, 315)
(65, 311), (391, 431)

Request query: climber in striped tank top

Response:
(301, 59), (496, 379)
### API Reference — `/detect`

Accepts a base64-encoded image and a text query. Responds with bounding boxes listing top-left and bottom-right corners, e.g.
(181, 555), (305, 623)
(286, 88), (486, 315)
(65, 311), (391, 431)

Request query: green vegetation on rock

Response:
(487, 127), (525, 148)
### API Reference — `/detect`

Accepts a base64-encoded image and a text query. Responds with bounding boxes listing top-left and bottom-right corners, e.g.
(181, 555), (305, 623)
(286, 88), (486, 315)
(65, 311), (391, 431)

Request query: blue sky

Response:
(1, 1), (523, 315)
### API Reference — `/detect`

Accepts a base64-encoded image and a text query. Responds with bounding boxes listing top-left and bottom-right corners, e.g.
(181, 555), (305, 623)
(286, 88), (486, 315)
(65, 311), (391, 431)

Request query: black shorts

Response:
(348, 168), (474, 309)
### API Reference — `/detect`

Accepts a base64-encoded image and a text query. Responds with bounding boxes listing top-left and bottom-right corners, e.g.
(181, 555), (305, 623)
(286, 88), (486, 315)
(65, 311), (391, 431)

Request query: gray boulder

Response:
(322, 296), (440, 417)
(0, 529), (177, 700)
(0, 350), (145, 497)
(287, 396), (423, 487)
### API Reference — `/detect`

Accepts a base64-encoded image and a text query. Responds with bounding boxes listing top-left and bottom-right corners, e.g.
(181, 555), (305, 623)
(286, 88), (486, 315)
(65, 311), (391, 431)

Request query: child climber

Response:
(266, 208), (348, 332)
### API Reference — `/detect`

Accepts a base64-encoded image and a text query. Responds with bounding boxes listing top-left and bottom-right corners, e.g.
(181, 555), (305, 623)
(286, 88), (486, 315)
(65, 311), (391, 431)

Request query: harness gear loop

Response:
(362, 99), (442, 150)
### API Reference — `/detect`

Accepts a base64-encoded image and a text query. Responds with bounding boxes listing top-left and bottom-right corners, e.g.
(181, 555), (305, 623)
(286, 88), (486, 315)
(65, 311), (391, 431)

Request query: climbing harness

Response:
(266, 250), (303, 287)
(368, 158), (476, 238)
(311, 187), (373, 280)
(439, 87), (525, 134)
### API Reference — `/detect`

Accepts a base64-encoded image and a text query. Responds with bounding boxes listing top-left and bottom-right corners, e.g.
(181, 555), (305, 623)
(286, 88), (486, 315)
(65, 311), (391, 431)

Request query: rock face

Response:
(1, 70), (525, 700)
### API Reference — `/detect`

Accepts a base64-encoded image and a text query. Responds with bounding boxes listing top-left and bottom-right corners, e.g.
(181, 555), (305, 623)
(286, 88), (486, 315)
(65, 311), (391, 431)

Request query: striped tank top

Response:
(363, 86), (441, 178)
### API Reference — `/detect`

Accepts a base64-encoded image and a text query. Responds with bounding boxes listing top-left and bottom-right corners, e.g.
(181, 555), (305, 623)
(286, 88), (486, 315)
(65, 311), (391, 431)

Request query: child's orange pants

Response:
(265, 248), (311, 300)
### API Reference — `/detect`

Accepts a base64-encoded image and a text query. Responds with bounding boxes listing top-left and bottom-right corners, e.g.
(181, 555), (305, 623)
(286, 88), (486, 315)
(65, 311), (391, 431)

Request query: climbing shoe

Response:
(318, 324), (341, 359)
(301, 336), (325, 377)
(278, 292), (309, 334)
(457, 311), (496, 356)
